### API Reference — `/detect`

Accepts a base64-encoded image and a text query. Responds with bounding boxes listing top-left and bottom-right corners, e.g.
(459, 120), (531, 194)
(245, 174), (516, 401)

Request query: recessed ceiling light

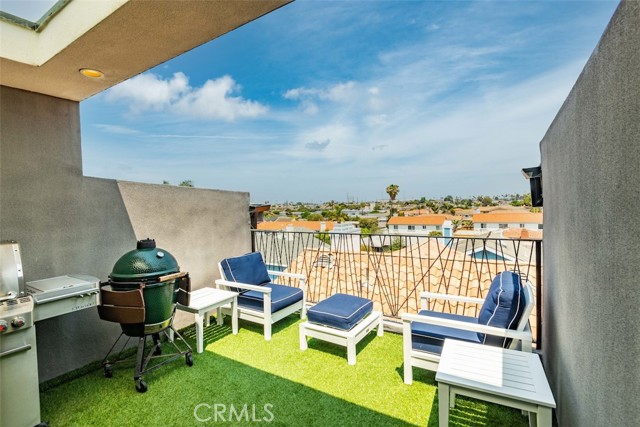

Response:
(79, 68), (104, 78)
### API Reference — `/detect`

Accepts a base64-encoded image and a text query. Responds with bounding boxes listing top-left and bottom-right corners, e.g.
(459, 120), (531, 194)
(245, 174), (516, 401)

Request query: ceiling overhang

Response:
(0, 0), (292, 101)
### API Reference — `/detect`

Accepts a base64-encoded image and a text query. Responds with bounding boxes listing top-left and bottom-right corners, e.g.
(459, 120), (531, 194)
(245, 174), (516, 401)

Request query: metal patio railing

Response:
(252, 230), (543, 346)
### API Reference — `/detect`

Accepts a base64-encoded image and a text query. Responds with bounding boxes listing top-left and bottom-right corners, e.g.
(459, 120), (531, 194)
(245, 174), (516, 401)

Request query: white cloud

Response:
(105, 72), (267, 121)
(284, 81), (356, 104)
(94, 124), (142, 135)
(279, 55), (584, 180)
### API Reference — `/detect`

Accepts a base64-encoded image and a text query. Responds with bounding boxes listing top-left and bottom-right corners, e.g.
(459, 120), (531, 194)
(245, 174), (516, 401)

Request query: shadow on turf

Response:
(41, 344), (418, 427)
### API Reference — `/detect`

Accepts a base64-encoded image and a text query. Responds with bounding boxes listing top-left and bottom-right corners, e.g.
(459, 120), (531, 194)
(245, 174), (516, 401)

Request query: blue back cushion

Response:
(221, 252), (271, 290)
(477, 271), (526, 346)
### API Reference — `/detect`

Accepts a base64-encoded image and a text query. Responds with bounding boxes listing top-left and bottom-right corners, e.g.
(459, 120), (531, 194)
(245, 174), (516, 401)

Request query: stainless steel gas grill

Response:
(0, 295), (40, 427)
(0, 241), (41, 427)
(26, 274), (100, 321)
(0, 240), (100, 427)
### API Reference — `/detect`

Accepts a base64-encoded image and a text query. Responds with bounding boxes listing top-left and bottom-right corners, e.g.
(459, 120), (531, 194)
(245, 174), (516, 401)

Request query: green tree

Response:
(315, 232), (331, 245)
(179, 180), (194, 187)
(386, 184), (400, 201)
(387, 236), (405, 252)
(523, 193), (532, 207)
(477, 195), (494, 206)
(386, 184), (400, 215)
(321, 204), (349, 222)
(358, 218), (379, 235)
(444, 195), (454, 202)
(441, 202), (455, 215)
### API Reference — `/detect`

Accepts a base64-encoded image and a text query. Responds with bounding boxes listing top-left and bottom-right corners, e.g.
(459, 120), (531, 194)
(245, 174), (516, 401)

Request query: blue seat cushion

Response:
(237, 283), (303, 314)
(411, 310), (481, 354)
(477, 271), (526, 346)
(220, 252), (271, 294)
(308, 293), (373, 331)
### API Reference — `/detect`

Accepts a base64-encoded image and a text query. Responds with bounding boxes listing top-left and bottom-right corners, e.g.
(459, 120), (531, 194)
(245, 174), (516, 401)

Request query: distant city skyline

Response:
(77, 1), (618, 203)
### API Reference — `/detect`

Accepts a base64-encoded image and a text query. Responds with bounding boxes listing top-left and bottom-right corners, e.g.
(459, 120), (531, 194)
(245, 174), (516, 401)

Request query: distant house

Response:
(502, 228), (543, 240)
(454, 208), (478, 220)
(257, 220), (334, 232)
(472, 212), (543, 231)
(342, 209), (361, 217)
(388, 214), (451, 235)
(401, 208), (432, 216)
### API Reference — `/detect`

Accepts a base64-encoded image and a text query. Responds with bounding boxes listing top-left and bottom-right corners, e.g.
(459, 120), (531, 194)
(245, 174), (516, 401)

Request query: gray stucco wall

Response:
(540, 2), (640, 426)
(0, 86), (250, 382)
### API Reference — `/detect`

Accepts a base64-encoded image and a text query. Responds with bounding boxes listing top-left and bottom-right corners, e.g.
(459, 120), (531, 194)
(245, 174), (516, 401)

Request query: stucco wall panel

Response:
(540, 2), (640, 425)
(1, 85), (250, 381)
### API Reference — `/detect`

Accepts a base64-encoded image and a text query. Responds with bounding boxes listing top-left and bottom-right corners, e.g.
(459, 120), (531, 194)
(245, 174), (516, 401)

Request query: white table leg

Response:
(216, 307), (223, 326)
(231, 298), (238, 334)
(195, 312), (204, 354)
(377, 313), (384, 336)
(438, 382), (450, 427)
(204, 311), (211, 327)
(347, 337), (356, 365)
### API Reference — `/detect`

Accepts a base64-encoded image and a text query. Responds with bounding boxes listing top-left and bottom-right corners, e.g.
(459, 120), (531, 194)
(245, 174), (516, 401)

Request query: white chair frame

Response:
(215, 264), (306, 341)
(402, 279), (534, 385)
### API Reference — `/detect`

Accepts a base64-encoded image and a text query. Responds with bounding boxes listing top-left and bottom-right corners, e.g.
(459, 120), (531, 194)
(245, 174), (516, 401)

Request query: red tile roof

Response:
(502, 228), (543, 240)
(257, 221), (334, 231)
(472, 212), (542, 224)
(388, 214), (451, 226)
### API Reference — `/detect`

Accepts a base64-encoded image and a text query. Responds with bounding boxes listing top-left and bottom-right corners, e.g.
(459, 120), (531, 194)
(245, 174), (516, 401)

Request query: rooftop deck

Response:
(40, 316), (528, 426)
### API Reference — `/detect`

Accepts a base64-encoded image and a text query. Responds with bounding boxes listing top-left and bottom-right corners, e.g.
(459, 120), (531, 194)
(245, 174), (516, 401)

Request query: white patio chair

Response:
(402, 271), (534, 384)
(215, 252), (306, 341)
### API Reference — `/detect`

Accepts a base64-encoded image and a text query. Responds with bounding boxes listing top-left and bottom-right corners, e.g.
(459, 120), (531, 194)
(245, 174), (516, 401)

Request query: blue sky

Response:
(78, 0), (618, 203)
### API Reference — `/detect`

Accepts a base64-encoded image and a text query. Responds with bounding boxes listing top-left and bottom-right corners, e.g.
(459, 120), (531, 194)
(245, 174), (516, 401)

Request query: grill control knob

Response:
(11, 317), (25, 328)
(0, 320), (8, 333)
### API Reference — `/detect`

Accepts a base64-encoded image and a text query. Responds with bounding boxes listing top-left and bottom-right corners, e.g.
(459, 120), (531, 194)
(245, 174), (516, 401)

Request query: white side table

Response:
(436, 339), (556, 427)
(174, 287), (238, 353)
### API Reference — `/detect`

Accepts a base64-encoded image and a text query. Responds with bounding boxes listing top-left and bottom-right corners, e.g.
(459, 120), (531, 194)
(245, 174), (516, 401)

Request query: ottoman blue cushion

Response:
(237, 283), (303, 313)
(411, 310), (481, 354)
(308, 293), (373, 331)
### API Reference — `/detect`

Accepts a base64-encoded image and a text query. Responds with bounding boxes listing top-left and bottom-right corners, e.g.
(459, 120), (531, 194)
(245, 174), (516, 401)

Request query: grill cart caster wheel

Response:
(186, 352), (194, 367)
(135, 379), (148, 393)
(153, 346), (162, 356)
(104, 364), (113, 378)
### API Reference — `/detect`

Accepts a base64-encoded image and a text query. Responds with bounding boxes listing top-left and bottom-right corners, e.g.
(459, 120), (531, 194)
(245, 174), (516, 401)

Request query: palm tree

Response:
(329, 205), (349, 223)
(386, 184), (399, 215)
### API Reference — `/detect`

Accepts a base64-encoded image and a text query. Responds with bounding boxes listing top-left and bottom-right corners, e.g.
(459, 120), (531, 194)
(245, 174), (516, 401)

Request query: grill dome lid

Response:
(110, 239), (179, 281)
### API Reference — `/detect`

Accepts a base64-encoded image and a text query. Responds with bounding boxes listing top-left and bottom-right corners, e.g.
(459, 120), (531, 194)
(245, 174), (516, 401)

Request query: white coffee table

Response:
(175, 287), (238, 353)
(436, 339), (555, 427)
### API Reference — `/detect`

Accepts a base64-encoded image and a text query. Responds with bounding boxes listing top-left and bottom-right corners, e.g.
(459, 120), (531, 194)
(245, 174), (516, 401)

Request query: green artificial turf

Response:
(40, 316), (528, 426)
